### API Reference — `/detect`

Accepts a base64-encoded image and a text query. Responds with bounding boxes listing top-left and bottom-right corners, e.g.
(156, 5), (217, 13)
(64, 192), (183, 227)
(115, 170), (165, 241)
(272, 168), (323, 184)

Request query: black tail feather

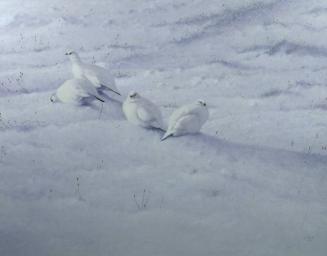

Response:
(100, 84), (121, 96)
(95, 96), (105, 102)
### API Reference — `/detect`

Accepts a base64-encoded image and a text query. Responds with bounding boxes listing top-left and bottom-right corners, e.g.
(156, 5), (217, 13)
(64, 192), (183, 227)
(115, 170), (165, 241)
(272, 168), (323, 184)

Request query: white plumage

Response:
(161, 100), (209, 140)
(65, 51), (121, 96)
(123, 91), (165, 130)
(50, 78), (104, 105)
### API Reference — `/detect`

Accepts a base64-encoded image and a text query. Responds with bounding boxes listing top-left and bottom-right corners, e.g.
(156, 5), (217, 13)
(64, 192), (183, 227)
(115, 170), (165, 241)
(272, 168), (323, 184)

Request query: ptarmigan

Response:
(122, 91), (165, 130)
(50, 78), (104, 105)
(161, 100), (209, 140)
(65, 51), (121, 96)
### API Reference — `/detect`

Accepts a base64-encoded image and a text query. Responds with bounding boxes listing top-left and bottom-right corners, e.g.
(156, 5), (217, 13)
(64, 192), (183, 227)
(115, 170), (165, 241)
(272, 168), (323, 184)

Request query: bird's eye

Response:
(204, 103), (206, 106)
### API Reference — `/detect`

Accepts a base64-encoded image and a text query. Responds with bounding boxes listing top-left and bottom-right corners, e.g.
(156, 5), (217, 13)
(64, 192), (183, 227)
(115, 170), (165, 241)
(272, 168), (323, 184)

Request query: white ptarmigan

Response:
(65, 51), (121, 96)
(50, 78), (104, 105)
(122, 91), (165, 130)
(161, 100), (209, 141)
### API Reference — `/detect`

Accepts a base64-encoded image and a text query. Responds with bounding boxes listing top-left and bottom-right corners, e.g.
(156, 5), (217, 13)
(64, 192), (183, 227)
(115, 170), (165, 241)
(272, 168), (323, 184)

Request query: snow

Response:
(1, 0), (327, 255)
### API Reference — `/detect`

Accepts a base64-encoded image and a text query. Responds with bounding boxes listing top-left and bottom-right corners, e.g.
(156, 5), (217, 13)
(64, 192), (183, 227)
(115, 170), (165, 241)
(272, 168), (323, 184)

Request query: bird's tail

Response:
(161, 132), (173, 141)
(94, 96), (105, 102)
(99, 90), (123, 104)
(100, 84), (121, 96)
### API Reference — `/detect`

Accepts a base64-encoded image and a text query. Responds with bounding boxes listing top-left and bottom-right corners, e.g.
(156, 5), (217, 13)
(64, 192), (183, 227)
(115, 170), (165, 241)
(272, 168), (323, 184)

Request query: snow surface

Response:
(1, 0), (327, 255)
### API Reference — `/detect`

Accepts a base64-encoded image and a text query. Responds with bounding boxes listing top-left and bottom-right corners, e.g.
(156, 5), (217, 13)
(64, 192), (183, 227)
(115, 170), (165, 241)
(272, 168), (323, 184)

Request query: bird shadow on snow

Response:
(84, 97), (125, 120)
(163, 132), (327, 170)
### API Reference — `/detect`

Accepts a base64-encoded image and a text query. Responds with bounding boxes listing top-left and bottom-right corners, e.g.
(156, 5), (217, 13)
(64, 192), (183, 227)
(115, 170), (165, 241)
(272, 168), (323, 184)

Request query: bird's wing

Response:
(168, 107), (187, 127)
(83, 67), (102, 88)
(139, 100), (165, 128)
(136, 106), (155, 123)
(81, 80), (106, 102)
(57, 81), (87, 102)
(84, 64), (118, 90)
(169, 104), (201, 124)
(82, 63), (121, 96)
(172, 114), (200, 133)
(79, 79), (99, 96)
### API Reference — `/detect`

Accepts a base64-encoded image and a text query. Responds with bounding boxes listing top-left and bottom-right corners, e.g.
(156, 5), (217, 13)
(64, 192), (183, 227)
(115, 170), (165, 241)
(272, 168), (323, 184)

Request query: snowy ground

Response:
(1, 0), (327, 255)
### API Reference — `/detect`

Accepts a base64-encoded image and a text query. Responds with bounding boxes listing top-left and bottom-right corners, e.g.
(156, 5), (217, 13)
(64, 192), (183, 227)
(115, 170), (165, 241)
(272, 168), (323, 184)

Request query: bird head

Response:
(128, 91), (140, 101)
(50, 93), (57, 103)
(65, 51), (80, 63)
(65, 50), (76, 56)
(197, 99), (207, 107)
